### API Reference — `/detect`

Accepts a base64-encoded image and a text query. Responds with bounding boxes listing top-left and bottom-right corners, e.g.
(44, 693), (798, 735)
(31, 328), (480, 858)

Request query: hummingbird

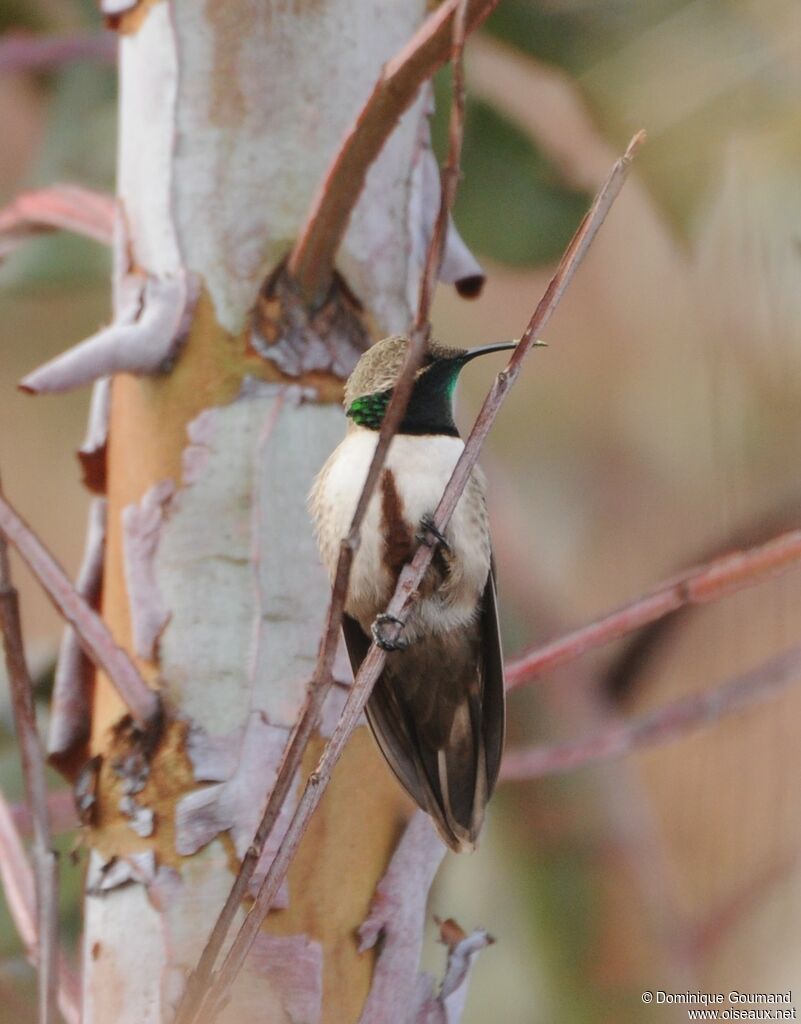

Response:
(309, 334), (514, 852)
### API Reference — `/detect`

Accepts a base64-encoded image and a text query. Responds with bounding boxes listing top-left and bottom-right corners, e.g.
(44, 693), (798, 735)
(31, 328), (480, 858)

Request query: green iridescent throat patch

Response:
(347, 390), (392, 429)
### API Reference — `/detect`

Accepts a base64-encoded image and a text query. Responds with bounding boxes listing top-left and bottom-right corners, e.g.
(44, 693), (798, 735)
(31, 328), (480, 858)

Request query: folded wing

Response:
(341, 566), (505, 852)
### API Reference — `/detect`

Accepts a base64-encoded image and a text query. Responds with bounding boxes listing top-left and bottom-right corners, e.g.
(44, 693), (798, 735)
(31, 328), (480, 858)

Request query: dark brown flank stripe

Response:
(380, 468), (414, 578)
(380, 468), (449, 598)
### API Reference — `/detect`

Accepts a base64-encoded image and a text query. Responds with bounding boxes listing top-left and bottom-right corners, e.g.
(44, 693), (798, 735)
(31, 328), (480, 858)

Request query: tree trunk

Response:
(82, 2), (433, 1019)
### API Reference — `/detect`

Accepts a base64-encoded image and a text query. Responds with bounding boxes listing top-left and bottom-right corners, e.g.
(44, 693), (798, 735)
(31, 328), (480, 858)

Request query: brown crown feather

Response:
(343, 335), (466, 407)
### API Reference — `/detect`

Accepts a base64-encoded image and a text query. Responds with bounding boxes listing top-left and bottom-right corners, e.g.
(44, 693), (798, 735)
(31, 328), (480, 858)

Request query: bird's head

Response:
(344, 334), (516, 437)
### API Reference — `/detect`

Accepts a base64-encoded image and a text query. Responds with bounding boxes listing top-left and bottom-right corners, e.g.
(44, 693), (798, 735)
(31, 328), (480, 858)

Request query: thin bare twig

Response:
(175, 11), (473, 1022)
(0, 515), (58, 1024)
(287, 0), (501, 304)
(685, 849), (800, 961)
(504, 527), (801, 690)
(0, 31), (116, 75)
(10, 791), (78, 837)
(0, 186), (115, 261)
(0, 791), (80, 1024)
(0, 489), (159, 729)
(193, 131), (643, 1023)
(500, 644), (801, 781)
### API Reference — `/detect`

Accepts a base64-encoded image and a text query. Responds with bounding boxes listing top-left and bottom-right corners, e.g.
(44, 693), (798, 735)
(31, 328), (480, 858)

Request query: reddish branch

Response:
(0, 792), (80, 1024)
(0, 525), (59, 1024)
(0, 490), (159, 729)
(176, 10), (473, 1022)
(10, 791), (77, 837)
(0, 31), (116, 75)
(501, 644), (801, 781)
(191, 131), (643, 1023)
(686, 849), (799, 961)
(287, 0), (501, 303)
(505, 527), (801, 690)
(0, 186), (115, 258)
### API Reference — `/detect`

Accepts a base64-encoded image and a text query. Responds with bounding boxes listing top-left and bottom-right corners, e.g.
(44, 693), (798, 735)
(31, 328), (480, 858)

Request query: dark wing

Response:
(341, 613), (371, 669)
(341, 566), (506, 854)
(341, 613), (426, 803)
(480, 560), (506, 796)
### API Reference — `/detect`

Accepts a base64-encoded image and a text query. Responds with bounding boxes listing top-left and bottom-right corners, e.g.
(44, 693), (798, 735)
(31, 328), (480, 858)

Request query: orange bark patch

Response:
(88, 717), (198, 870)
(106, 0), (162, 35)
(267, 729), (413, 1024)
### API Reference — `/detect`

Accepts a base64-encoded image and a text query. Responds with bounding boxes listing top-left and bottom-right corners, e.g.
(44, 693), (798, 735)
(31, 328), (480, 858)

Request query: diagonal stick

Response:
(0, 494), (59, 1024)
(0, 489), (159, 729)
(504, 526), (801, 689)
(287, 0), (501, 304)
(501, 644), (801, 780)
(0, 790), (80, 1024)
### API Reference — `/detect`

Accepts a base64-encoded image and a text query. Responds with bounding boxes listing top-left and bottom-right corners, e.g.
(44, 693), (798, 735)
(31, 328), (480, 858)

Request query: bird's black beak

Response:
(460, 341), (519, 364)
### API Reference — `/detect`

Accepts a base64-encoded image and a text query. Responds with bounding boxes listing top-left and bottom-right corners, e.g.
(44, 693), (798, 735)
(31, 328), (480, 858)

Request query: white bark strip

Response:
(83, 857), (168, 1024)
(408, 88), (485, 300)
(358, 812), (492, 1024)
(121, 480), (176, 661)
(156, 393), (337, 735)
(48, 497), (107, 761)
(101, 0), (137, 14)
(117, 2), (181, 276)
(175, 714), (296, 907)
(358, 812), (447, 1024)
(78, 378), (111, 475)
(413, 929), (494, 1024)
(164, 0), (428, 335)
(159, 393), (337, 907)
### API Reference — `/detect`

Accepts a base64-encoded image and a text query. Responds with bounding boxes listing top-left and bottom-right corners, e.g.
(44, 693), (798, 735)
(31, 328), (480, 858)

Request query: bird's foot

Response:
(416, 513), (450, 552)
(371, 613), (410, 652)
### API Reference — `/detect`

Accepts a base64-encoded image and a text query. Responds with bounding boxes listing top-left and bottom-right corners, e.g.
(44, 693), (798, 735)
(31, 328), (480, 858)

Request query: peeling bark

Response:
(413, 925), (494, 1024)
(20, 270), (200, 394)
(408, 88), (485, 300)
(175, 715), (296, 906)
(121, 480), (174, 661)
(76, 1), (495, 1020)
(356, 815), (494, 1024)
(48, 497), (106, 772)
(78, 379), (111, 493)
(224, 933), (323, 1024)
(358, 812), (446, 1023)
(250, 265), (371, 378)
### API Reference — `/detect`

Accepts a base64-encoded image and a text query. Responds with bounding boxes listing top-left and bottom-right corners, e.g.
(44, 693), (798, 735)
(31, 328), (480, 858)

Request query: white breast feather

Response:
(309, 428), (490, 635)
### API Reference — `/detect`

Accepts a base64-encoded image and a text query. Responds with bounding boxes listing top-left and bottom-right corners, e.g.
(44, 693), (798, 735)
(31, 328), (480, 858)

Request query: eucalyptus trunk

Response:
(81, 2), (439, 1019)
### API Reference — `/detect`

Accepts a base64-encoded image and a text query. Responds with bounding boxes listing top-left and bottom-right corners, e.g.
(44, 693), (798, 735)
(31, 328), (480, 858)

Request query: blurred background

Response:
(2, 0), (801, 1020)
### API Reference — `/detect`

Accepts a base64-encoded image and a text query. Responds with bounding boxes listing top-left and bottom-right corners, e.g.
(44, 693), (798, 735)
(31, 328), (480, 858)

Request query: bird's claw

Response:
(416, 513), (450, 552)
(371, 613), (409, 652)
